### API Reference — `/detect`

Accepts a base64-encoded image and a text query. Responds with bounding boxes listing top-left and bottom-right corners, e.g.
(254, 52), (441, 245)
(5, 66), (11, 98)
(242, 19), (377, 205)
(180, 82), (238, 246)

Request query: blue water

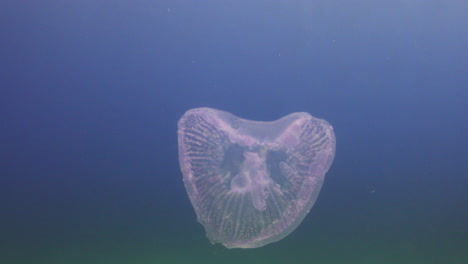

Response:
(1, 1), (467, 263)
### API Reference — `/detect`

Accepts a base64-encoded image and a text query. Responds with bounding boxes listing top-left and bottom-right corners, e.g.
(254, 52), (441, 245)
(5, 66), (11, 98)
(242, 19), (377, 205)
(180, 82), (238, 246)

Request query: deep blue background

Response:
(1, 1), (467, 263)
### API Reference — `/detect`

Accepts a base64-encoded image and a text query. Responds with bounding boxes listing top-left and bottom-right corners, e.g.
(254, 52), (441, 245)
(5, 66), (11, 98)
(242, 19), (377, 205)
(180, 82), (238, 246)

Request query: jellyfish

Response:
(178, 107), (335, 248)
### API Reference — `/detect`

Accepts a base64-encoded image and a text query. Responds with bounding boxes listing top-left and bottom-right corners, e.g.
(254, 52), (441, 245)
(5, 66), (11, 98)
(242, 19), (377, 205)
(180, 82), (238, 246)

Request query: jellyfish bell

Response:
(178, 107), (335, 248)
